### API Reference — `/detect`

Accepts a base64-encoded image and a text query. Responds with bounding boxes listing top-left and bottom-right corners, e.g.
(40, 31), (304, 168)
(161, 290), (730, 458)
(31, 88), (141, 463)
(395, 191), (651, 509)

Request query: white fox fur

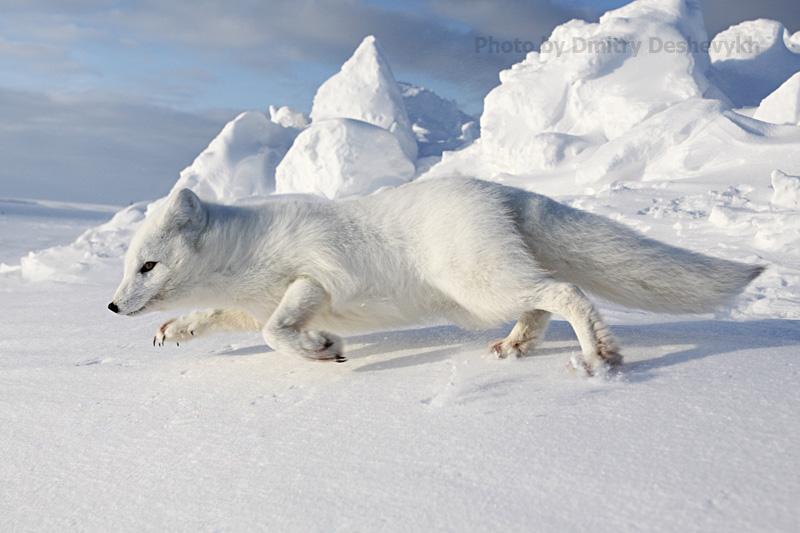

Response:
(109, 177), (764, 373)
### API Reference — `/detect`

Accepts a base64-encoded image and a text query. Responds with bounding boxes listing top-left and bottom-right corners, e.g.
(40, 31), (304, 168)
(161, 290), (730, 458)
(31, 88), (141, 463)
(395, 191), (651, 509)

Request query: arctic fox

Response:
(108, 177), (763, 374)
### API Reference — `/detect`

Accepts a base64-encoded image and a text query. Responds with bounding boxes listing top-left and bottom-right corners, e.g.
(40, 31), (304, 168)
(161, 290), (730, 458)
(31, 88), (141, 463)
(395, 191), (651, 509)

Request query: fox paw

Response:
(154, 316), (198, 346)
(487, 337), (535, 359)
(569, 350), (623, 377)
(297, 330), (346, 363)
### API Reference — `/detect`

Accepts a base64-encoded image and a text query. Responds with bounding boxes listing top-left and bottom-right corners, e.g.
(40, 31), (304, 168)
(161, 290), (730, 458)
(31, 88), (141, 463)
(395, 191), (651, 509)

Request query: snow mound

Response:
(771, 170), (800, 209)
(441, 0), (800, 190)
(398, 82), (478, 157)
(172, 111), (299, 203)
(709, 19), (800, 107)
(275, 118), (414, 199)
(754, 72), (800, 125)
(310, 35), (417, 161)
(269, 105), (309, 129)
(577, 102), (800, 187)
(20, 202), (148, 283)
(479, 0), (711, 177)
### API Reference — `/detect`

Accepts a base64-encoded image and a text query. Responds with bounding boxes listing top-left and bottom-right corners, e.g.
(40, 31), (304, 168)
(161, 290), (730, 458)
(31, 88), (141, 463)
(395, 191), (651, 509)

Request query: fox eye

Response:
(140, 261), (157, 274)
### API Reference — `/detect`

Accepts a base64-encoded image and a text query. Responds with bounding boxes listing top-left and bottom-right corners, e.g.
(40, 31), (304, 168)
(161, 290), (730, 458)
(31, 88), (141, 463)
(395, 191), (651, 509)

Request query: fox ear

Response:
(167, 188), (208, 238)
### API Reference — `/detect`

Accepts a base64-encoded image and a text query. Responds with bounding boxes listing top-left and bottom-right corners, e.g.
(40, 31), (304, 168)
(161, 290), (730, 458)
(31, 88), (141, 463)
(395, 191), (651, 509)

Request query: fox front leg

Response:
(154, 309), (262, 346)
(262, 277), (346, 362)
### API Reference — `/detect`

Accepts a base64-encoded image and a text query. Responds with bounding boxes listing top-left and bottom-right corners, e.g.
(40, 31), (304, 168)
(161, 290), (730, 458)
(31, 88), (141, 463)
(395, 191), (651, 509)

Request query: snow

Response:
(171, 110), (299, 203)
(310, 35), (418, 162)
(1, 274), (799, 531)
(479, 0), (712, 177)
(398, 82), (479, 157)
(2, 0), (800, 529)
(754, 72), (800, 125)
(709, 19), (800, 107)
(275, 118), (415, 199)
(770, 169), (800, 209)
(473, 0), (800, 191)
(269, 105), (309, 129)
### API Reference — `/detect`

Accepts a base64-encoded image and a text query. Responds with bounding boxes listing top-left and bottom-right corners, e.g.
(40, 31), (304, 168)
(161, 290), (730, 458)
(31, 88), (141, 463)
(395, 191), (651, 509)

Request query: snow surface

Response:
(2, 0), (800, 529)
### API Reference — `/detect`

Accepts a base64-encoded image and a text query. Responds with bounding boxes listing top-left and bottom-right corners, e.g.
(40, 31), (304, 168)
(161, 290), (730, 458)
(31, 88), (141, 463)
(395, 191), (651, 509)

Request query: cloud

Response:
(0, 87), (232, 205)
(0, 1), (514, 110)
(71, 0), (594, 114)
(106, 1), (516, 100)
(3, 1), (798, 105)
(429, 0), (598, 40)
(0, 34), (63, 61)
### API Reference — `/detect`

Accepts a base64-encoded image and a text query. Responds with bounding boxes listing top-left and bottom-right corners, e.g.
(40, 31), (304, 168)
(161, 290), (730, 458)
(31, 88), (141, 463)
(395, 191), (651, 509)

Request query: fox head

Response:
(108, 188), (209, 316)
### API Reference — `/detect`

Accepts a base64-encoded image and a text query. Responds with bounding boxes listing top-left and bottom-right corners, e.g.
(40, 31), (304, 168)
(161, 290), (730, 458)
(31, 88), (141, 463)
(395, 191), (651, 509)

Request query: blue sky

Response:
(1, 0), (798, 204)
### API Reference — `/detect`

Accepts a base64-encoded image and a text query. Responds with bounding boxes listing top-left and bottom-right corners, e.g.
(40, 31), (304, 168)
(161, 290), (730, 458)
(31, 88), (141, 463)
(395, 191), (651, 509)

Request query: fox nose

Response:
(108, 302), (119, 313)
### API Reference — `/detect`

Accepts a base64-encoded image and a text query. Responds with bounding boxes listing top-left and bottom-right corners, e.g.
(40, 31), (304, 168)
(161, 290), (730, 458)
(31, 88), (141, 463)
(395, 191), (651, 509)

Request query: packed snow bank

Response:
(275, 118), (414, 199)
(771, 170), (800, 209)
(754, 72), (800, 125)
(171, 111), (299, 203)
(269, 105), (309, 129)
(276, 36), (425, 197)
(398, 82), (478, 157)
(576, 102), (800, 187)
(709, 19), (800, 108)
(444, 0), (800, 191)
(310, 35), (417, 162)
(479, 0), (713, 177)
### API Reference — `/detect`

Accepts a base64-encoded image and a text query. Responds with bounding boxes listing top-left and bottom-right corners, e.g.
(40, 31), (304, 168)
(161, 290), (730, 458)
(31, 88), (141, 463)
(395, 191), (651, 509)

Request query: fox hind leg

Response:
(534, 281), (621, 374)
(498, 281), (622, 374)
(489, 309), (551, 358)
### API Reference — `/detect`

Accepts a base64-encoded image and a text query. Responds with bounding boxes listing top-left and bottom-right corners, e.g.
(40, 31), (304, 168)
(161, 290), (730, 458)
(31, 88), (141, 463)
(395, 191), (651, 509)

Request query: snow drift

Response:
(171, 111), (299, 204)
(398, 82), (479, 158)
(754, 72), (800, 125)
(309, 35), (418, 162)
(275, 118), (415, 199)
(479, 0), (712, 176)
(709, 19), (800, 107)
(469, 0), (800, 189)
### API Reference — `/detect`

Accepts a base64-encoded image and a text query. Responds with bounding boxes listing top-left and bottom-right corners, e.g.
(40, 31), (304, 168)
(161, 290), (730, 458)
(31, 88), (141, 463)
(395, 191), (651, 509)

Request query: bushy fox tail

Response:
(513, 190), (765, 314)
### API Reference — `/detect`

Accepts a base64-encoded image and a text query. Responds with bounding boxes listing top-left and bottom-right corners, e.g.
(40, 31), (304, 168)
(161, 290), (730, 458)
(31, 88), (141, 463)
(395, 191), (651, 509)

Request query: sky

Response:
(1, 0), (799, 205)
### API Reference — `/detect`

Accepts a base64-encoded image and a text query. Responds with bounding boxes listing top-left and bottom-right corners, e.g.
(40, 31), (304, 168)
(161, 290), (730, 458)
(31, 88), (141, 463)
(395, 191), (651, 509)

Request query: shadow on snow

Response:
(218, 319), (799, 377)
